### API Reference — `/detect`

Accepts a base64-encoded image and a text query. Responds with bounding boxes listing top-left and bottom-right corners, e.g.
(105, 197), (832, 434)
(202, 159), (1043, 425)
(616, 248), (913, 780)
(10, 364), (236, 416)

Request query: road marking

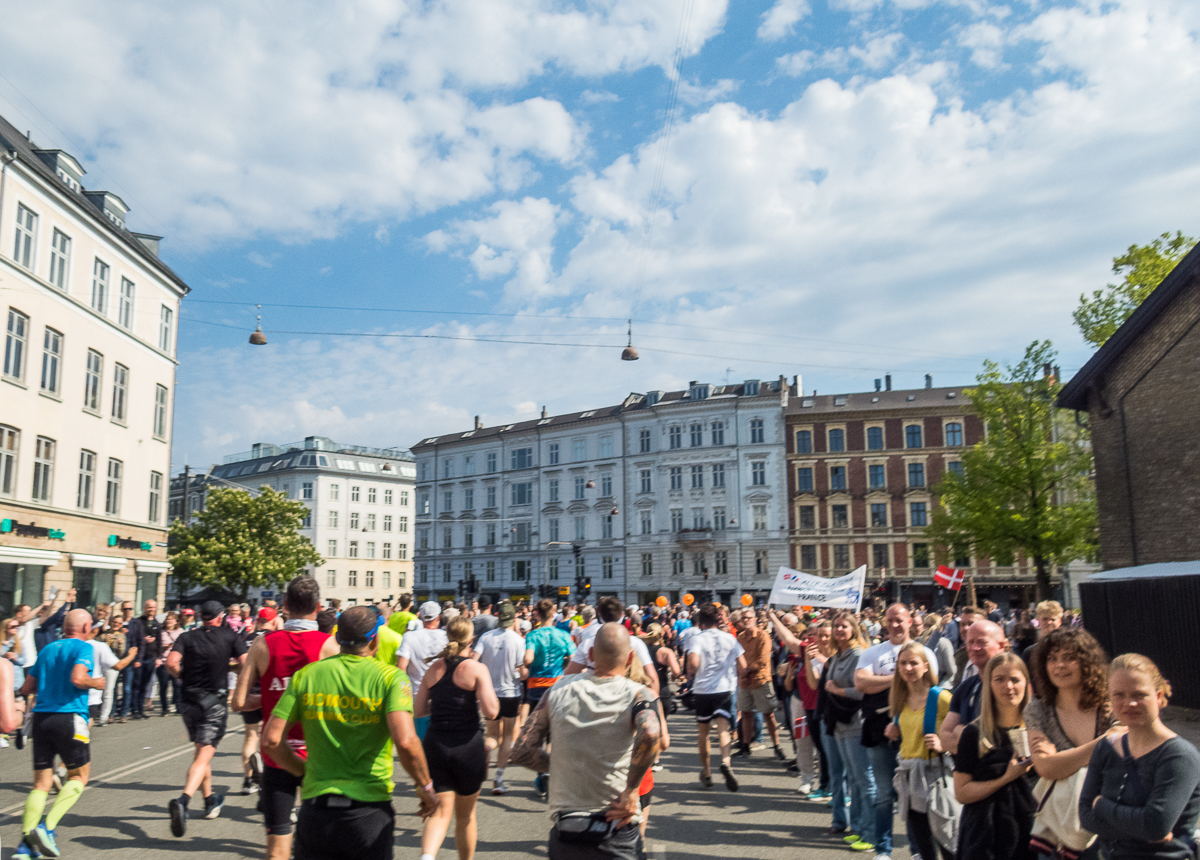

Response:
(0, 725), (246, 818)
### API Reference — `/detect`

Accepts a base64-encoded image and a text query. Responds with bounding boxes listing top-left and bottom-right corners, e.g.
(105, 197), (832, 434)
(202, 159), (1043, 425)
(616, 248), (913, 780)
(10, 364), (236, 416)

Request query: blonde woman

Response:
(414, 616), (499, 860)
(952, 653), (1036, 860)
(884, 641), (954, 860)
(1079, 654), (1200, 860)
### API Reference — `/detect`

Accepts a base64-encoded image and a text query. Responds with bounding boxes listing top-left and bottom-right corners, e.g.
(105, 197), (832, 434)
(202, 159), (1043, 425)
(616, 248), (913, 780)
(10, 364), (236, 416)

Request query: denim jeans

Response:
(155, 664), (181, 713)
(835, 732), (876, 846)
(131, 663), (156, 714)
(115, 665), (135, 717)
(864, 743), (899, 855)
(820, 723), (849, 831)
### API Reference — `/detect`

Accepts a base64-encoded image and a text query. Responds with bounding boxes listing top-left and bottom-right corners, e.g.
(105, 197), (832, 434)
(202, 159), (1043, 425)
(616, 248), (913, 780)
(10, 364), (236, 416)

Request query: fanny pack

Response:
(185, 689), (225, 711)
(554, 811), (616, 846)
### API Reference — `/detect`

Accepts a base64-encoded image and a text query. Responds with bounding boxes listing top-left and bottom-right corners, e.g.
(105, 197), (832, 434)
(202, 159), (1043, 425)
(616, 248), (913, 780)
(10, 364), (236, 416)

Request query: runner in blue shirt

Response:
(18, 609), (105, 858)
(521, 600), (576, 798)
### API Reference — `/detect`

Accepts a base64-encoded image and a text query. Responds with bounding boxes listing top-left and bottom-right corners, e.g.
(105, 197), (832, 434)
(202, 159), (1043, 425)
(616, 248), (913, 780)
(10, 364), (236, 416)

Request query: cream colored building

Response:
(1, 115), (186, 612)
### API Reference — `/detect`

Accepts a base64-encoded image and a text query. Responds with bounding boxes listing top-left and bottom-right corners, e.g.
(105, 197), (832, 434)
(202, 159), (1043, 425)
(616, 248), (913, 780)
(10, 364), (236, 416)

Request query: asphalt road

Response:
(0, 713), (914, 860)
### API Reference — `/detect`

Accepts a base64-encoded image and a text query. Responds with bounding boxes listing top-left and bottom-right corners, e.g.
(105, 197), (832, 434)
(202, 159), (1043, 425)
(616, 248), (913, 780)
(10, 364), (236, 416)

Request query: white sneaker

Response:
(797, 783), (812, 796)
(873, 854), (892, 860)
(492, 778), (507, 796)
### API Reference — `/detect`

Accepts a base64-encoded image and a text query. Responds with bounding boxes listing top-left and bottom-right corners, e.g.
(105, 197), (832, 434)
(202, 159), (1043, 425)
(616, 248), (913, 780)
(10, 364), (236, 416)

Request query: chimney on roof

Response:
(474, 415), (483, 430)
(541, 406), (548, 419)
(925, 374), (932, 389)
(885, 374), (892, 391)
(875, 379), (881, 392)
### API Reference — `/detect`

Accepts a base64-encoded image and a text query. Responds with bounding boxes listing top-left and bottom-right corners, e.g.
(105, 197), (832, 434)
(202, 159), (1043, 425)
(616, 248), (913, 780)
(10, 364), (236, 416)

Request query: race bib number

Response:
(73, 714), (91, 744)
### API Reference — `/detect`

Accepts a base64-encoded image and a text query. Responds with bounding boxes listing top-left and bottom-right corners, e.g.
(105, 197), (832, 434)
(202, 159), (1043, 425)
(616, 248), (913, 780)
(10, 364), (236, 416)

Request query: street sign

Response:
(558, 586), (570, 596)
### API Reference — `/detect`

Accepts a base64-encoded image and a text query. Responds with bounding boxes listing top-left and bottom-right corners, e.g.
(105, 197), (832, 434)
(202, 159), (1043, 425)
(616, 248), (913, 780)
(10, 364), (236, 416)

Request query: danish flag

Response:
(935, 565), (965, 591)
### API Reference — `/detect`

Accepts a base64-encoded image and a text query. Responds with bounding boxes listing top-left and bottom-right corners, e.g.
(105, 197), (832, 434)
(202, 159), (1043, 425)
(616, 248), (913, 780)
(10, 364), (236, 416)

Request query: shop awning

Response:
(0, 545), (62, 566)
(135, 559), (172, 573)
(70, 553), (129, 571)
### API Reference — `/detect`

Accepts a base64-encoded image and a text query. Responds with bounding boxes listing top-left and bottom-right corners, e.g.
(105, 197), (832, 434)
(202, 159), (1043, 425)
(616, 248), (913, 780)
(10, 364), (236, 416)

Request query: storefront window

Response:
(72, 567), (116, 612)
(135, 571), (160, 608)
(0, 563), (46, 614)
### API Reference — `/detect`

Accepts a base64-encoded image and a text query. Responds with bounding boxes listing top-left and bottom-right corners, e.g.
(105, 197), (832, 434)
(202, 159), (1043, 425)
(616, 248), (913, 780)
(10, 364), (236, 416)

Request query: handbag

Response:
(554, 811), (616, 846)
(920, 687), (962, 856)
(1029, 769), (1096, 859)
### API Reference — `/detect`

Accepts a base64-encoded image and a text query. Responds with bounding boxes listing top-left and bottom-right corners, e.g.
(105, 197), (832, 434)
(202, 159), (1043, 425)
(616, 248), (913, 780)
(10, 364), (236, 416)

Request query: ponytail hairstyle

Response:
(436, 616), (474, 660)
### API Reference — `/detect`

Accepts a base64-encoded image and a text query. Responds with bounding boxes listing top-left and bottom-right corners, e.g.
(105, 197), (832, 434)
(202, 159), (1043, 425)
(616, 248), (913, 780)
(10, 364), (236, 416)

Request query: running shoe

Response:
(204, 794), (225, 820)
(843, 834), (863, 843)
(773, 745), (786, 761)
(873, 854), (892, 860)
(15, 836), (42, 858)
(492, 778), (508, 796)
(700, 773), (714, 789)
(749, 742), (766, 751)
(250, 751), (263, 787)
(534, 773), (549, 798)
(797, 783), (812, 797)
(809, 788), (832, 800)
(241, 777), (259, 796)
(786, 762), (800, 773)
(719, 763), (739, 792)
(848, 840), (875, 852)
(168, 798), (188, 837)
(29, 824), (59, 858)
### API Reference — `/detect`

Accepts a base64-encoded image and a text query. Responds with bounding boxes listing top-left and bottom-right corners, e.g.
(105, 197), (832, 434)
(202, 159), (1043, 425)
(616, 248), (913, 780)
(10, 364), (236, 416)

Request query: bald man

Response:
(937, 619), (1009, 755)
(18, 609), (106, 857)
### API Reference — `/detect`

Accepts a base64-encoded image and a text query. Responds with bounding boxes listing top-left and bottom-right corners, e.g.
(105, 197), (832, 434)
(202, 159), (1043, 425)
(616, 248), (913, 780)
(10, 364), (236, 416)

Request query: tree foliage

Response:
(169, 487), (323, 601)
(926, 341), (1098, 599)
(1074, 231), (1196, 348)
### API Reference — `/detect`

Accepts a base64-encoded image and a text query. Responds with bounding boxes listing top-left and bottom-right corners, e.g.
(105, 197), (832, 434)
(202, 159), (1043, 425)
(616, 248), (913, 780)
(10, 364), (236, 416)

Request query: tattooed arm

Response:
(606, 687), (663, 825)
(510, 693), (552, 773)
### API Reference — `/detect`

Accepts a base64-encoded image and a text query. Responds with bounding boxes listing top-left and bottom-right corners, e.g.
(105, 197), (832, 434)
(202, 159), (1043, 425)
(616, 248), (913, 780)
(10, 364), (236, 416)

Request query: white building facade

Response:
(0, 115), (187, 612)
(172, 437), (415, 607)
(411, 377), (795, 607)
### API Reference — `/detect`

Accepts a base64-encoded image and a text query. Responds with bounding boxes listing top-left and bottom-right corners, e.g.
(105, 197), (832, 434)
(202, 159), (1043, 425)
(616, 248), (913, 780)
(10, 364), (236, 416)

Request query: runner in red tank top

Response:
(232, 576), (337, 860)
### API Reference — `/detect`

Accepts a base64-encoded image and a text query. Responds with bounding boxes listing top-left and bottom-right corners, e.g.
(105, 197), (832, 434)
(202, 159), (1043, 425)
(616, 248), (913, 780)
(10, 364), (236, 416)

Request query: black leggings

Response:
(156, 665), (181, 713)
(806, 708), (830, 789)
(907, 809), (955, 860)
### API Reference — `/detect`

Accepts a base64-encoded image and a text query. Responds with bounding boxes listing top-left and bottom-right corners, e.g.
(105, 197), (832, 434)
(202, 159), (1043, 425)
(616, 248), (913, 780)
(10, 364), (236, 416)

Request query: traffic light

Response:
(572, 543), (582, 559)
(584, 577), (592, 591)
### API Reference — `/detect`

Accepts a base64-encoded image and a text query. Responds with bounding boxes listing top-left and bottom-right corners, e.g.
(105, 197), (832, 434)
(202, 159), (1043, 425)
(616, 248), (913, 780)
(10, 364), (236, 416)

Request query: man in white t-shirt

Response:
(86, 631), (135, 722)
(476, 601), (526, 795)
(853, 603), (938, 860)
(395, 601), (448, 740)
(563, 597), (659, 696)
(570, 605), (596, 646)
(685, 603), (746, 793)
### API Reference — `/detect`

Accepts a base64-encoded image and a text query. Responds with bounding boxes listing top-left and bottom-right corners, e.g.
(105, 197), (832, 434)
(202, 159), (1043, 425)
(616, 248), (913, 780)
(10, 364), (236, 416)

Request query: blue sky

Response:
(2, 0), (1198, 469)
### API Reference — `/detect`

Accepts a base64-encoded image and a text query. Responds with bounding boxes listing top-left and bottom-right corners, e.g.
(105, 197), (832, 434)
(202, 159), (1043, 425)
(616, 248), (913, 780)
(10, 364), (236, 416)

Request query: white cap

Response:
(418, 601), (442, 620)
(678, 612), (689, 620)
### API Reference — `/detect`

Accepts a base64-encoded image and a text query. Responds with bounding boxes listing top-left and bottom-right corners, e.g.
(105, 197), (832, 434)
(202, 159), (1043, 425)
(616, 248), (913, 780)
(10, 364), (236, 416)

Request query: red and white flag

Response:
(935, 565), (965, 591)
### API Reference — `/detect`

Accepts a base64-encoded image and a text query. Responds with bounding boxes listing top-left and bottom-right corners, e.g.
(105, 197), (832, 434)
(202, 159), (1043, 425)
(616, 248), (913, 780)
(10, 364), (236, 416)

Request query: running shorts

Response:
(241, 708), (264, 726)
(179, 691), (229, 746)
(496, 696), (521, 719)
(736, 684), (776, 714)
(692, 692), (734, 724)
(296, 796), (394, 860)
(423, 729), (487, 796)
(524, 683), (556, 708)
(259, 765), (304, 835)
(32, 712), (91, 771)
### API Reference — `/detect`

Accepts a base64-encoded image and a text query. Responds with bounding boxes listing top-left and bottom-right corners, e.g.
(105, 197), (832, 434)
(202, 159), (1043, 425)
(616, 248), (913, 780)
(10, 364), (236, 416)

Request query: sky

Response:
(2, 0), (1198, 471)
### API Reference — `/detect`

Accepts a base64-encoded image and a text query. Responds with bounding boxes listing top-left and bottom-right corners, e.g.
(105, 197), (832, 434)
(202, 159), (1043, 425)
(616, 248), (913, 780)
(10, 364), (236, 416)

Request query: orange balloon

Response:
(655, 596), (668, 607)
(741, 594), (753, 606)
(682, 593), (695, 605)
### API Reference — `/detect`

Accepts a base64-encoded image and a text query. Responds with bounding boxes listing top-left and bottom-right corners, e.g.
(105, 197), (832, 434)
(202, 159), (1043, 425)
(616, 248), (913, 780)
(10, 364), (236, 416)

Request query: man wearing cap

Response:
(262, 606), (436, 860)
(476, 601), (526, 795)
(166, 600), (248, 837)
(395, 602), (448, 740)
(385, 594), (418, 637)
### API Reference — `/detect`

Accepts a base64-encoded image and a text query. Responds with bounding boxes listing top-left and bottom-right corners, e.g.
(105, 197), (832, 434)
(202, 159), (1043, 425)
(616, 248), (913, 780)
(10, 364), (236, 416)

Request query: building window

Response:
(668, 426), (681, 449)
(833, 545), (850, 569)
(350, 540), (360, 558)
(511, 447), (533, 469)
(600, 436), (614, 458)
(118, 278), (135, 329)
(442, 490), (453, 512)
(831, 504), (848, 528)
(329, 510), (339, 528)
(350, 512), (360, 530)
(800, 545), (817, 569)
(641, 553), (652, 577)
(750, 419), (764, 443)
(398, 516), (408, 532)
(574, 556), (585, 579)
(90, 259), (111, 314)
(330, 483), (340, 501)
(351, 485), (362, 502)
(84, 349), (102, 412)
(795, 430), (812, 453)
(754, 550), (769, 575)
(910, 502), (928, 527)
(714, 550), (728, 575)
(463, 524), (473, 547)
(77, 449), (95, 508)
(751, 461), (766, 486)
(574, 476), (586, 500)
(31, 436), (55, 503)
(367, 513), (377, 531)
(486, 523), (496, 546)
(383, 514), (393, 531)
(602, 556), (614, 579)
(639, 470), (651, 493)
(908, 462), (925, 488)
(13, 205), (37, 269)
(670, 509), (683, 532)
(486, 452), (497, 473)
(601, 473), (612, 496)
(867, 426), (884, 450)
(111, 363), (129, 423)
(753, 504), (767, 531)
(869, 464), (885, 489)
(906, 424), (923, 448)
(830, 465), (846, 491)
(49, 230), (70, 289)
(0, 426), (17, 497)
(548, 518), (559, 542)
(912, 543), (930, 568)
(367, 541), (376, 559)
(947, 461), (964, 480)
(873, 544), (888, 569)
(574, 516), (586, 541)
(712, 463), (725, 488)
(417, 528), (430, 550)
(548, 442), (560, 465)
(713, 507), (726, 530)
(368, 487), (377, 504)
(40, 328), (62, 395)
(302, 510), (312, 529)
(690, 423), (703, 447)
(691, 507), (704, 529)
(327, 569), (336, 587)
(547, 479), (559, 502)
(639, 511), (652, 534)
(669, 467), (682, 491)
(486, 486), (496, 507)
(572, 439), (586, 462)
(419, 461), (429, 481)
(348, 570), (358, 586)
(639, 428), (651, 453)
(385, 489), (394, 505)
(512, 482), (532, 505)
(796, 467), (813, 493)
(4, 309), (29, 381)
(105, 458), (122, 516)
(419, 564), (429, 584)
(463, 455), (474, 477)
(671, 552), (684, 576)
(149, 471), (162, 522)
(828, 428), (845, 452)
(442, 527), (452, 548)
(548, 557), (560, 581)
(301, 481), (313, 500)
(443, 459), (454, 479)
(711, 421), (725, 446)
(691, 465), (703, 489)
(798, 505), (815, 529)
(693, 553), (706, 576)
(486, 560), (496, 582)
(945, 422), (964, 446)
(513, 560), (530, 582)
(870, 503), (887, 527)
(159, 306), (174, 354)
(365, 571), (375, 587)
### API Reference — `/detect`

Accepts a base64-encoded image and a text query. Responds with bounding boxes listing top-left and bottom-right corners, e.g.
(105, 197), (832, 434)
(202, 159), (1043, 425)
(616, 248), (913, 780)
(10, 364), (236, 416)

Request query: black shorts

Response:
(423, 730), (487, 796)
(524, 684), (553, 708)
(549, 821), (641, 860)
(179, 692), (229, 746)
(32, 712), (91, 771)
(242, 708), (264, 726)
(495, 696), (521, 719)
(296, 796), (394, 860)
(259, 765), (304, 835)
(692, 692), (734, 724)
(641, 788), (654, 808)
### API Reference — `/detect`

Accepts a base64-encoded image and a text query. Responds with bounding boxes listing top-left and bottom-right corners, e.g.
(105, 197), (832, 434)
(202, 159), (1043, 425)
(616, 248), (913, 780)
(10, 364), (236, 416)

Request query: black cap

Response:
(199, 600), (225, 622)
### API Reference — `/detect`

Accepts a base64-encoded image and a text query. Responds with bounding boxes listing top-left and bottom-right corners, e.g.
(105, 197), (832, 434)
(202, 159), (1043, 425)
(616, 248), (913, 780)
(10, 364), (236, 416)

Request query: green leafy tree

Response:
(926, 341), (1098, 599)
(169, 486), (323, 601)
(1074, 231), (1196, 347)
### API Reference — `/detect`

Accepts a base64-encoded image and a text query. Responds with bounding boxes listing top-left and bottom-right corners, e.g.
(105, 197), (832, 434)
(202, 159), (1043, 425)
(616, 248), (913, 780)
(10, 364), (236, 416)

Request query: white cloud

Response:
(758, 0), (811, 41)
(581, 90), (621, 104)
(246, 251), (277, 268)
(776, 33), (905, 75)
(960, 22), (1008, 68)
(678, 78), (741, 105)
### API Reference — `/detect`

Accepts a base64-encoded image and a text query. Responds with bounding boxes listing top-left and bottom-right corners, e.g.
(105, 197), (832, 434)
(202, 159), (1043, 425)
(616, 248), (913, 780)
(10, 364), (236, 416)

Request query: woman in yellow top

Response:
(884, 641), (955, 860)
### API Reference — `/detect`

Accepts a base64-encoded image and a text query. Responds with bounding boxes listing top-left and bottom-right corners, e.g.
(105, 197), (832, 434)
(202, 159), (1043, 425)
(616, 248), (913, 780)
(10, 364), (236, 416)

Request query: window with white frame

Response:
(328, 510), (338, 528)
(418, 528), (429, 550)
(712, 463), (725, 488)
(111, 363), (128, 423)
(464, 524), (473, 547)
(548, 557), (560, 581)
(49, 230), (70, 290)
(92, 260), (110, 314)
(641, 553), (652, 577)
(639, 511), (652, 535)
(690, 465), (703, 489)
(398, 543), (408, 559)
(32, 436), (54, 503)
(158, 305), (174, 353)
(442, 490), (452, 511)
(462, 488), (473, 510)
(752, 504), (767, 531)
(349, 540), (359, 558)
(639, 469), (651, 493)
(671, 552), (684, 576)
(118, 278), (135, 329)
(149, 471), (163, 522)
(750, 418), (765, 443)
(574, 516), (586, 541)
(486, 486), (496, 507)
(41, 328), (62, 395)
(511, 482), (532, 504)
(755, 549), (769, 575)
(751, 461), (766, 486)
(367, 513), (376, 531)
(639, 429), (651, 453)
(153, 384), (168, 438)
(572, 439), (586, 461)
(486, 452), (497, 473)
(351, 485), (361, 502)
(4, 309), (29, 381)
(13, 205), (37, 270)
(327, 570), (336, 587)
(443, 458), (454, 479)
(382, 571), (391, 588)
(689, 423), (703, 447)
(486, 523), (496, 546)
(350, 512), (359, 529)
(599, 436), (614, 458)
(692, 507), (704, 529)
(330, 483), (340, 500)
(77, 449), (94, 509)
(84, 349), (102, 412)
(383, 514), (392, 531)
(0, 426), (18, 498)
(602, 515), (613, 539)
(365, 570), (375, 587)
(715, 550), (728, 575)
(384, 488), (394, 505)
(368, 487), (377, 504)
(711, 421), (725, 445)
(574, 476), (586, 500)
(548, 479), (559, 502)
(669, 467), (682, 490)
(670, 509), (683, 532)
(463, 455), (475, 476)
(713, 507), (726, 530)
(548, 518), (559, 542)
(398, 516), (408, 532)
(668, 426), (681, 449)
(348, 570), (358, 586)
(485, 560), (496, 582)
(548, 443), (560, 465)
(602, 555), (614, 579)
(105, 458), (122, 516)
(367, 541), (376, 559)
(301, 481), (313, 500)
(601, 473), (612, 496)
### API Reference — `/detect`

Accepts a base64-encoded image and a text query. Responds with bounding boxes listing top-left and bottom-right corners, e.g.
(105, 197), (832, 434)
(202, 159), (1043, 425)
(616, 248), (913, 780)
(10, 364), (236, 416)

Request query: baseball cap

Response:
(182, 608), (194, 616)
(199, 600), (225, 622)
(418, 600), (442, 621)
(258, 607), (277, 621)
(496, 601), (516, 626)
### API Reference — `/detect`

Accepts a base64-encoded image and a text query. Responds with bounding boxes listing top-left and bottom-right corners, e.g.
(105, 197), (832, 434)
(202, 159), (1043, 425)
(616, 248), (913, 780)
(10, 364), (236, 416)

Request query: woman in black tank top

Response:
(413, 617), (500, 860)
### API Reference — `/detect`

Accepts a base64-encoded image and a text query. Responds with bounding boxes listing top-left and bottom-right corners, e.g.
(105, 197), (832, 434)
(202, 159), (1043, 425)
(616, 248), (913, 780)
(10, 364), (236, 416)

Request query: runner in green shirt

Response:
(385, 594), (419, 638)
(263, 606), (435, 860)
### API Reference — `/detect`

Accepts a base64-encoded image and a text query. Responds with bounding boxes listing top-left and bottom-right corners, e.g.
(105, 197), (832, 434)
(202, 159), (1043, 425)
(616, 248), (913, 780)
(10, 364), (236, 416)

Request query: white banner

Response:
(767, 564), (866, 610)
